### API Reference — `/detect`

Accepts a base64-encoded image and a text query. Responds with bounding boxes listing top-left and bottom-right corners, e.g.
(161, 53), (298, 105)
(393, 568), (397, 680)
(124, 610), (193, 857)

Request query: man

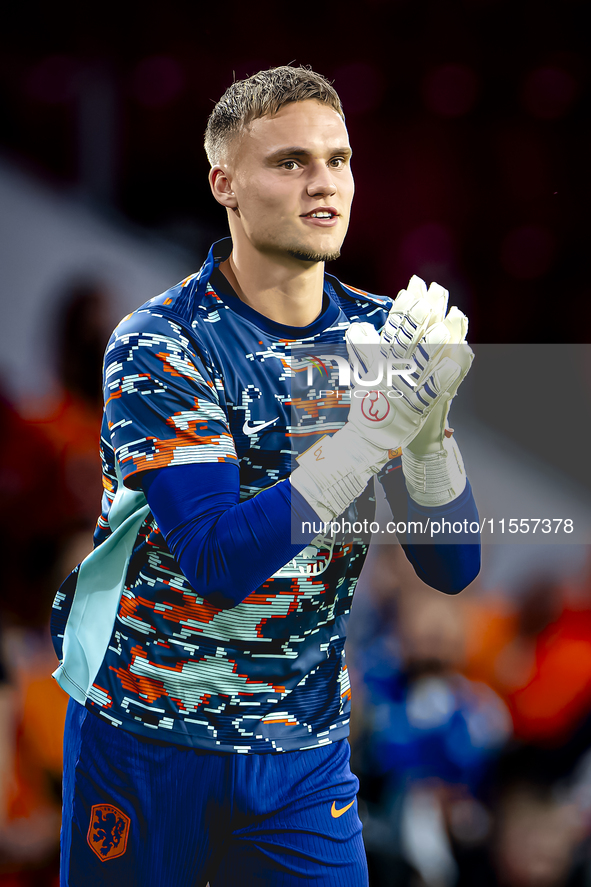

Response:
(52, 66), (480, 886)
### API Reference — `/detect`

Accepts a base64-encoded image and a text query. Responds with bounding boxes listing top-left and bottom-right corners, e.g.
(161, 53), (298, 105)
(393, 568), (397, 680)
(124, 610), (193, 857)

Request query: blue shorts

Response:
(61, 699), (368, 886)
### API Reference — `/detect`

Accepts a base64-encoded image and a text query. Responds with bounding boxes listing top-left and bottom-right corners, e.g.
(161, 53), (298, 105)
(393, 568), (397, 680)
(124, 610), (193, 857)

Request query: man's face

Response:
(223, 100), (354, 264)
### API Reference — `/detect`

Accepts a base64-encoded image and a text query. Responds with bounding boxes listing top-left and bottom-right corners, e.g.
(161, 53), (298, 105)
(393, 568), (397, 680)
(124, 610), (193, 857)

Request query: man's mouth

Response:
(302, 207), (338, 220)
(300, 207), (340, 227)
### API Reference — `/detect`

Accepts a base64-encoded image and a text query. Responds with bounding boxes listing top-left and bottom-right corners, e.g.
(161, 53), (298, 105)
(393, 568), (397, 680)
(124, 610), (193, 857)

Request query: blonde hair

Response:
(204, 65), (344, 166)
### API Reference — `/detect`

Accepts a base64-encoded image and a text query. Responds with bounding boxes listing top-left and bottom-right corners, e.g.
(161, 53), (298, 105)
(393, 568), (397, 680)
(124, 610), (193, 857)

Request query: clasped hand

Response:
(345, 275), (473, 456)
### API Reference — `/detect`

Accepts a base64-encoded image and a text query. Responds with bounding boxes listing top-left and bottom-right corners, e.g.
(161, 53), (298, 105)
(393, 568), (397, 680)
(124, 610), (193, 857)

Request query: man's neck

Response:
(219, 244), (325, 328)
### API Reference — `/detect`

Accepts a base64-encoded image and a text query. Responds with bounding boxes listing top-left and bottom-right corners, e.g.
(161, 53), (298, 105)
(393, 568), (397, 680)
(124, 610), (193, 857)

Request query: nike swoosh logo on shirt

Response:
(330, 800), (355, 818)
(242, 417), (279, 436)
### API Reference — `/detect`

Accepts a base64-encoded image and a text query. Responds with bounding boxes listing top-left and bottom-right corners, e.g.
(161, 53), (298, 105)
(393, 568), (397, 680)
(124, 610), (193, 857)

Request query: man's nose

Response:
(306, 163), (337, 198)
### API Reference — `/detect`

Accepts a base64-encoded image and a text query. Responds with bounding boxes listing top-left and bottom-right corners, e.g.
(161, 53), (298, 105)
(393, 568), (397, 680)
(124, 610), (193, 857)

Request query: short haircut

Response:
(204, 65), (344, 166)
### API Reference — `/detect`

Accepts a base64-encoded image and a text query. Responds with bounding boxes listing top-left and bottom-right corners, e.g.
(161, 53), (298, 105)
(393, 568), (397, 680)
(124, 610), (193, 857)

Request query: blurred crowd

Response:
(0, 281), (112, 886)
(1, 282), (591, 887)
(349, 545), (591, 887)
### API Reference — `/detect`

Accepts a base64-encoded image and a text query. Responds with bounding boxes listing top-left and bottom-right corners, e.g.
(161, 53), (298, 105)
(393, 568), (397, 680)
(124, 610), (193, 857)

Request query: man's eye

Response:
(330, 157), (345, 168)
(281, 160), (299, 170)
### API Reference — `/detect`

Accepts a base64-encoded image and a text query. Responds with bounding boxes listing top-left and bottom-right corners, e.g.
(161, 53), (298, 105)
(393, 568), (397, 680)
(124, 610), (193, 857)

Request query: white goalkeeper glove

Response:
(400, 278), (473, 507)
(343, 276), (468, 452)
(290, 279), (471, 521)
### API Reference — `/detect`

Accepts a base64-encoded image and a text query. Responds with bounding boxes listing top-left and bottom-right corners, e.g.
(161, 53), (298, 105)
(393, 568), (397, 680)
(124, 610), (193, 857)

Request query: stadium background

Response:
(1, 1), (590, 884)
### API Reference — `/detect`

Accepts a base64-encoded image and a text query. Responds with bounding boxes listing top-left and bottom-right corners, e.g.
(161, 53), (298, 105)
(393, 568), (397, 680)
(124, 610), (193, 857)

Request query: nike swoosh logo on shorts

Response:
(330, 800), (355, 818)
(242, 417), (279, 436)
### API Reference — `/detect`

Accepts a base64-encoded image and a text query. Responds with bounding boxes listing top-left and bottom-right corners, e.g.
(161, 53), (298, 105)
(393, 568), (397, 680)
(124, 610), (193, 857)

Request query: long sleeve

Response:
(141, 461), (318, 609)
(379, 460), (481, 594)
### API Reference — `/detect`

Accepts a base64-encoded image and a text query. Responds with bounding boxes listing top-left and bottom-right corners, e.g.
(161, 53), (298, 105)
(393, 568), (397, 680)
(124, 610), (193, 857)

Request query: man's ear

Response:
(209, 166), (238, 209)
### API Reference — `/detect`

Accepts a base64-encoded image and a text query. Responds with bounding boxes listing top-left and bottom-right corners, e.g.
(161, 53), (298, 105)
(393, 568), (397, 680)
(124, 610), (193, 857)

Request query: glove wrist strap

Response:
(291, 425), (388, 522)
(402, 435), (466, 507)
